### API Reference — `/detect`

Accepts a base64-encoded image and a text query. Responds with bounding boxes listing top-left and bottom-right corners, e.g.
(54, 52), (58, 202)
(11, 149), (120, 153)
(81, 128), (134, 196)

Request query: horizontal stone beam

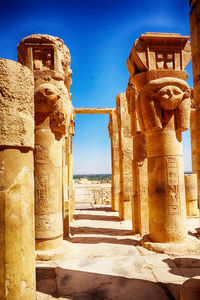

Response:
(74, 108), (114, 114)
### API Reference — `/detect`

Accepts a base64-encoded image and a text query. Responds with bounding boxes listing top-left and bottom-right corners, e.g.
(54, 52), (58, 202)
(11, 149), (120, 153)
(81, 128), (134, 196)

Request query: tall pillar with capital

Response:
(127, 33), (197, 249)
(108, 110), (120, 211)
(18, 34), (73, 252)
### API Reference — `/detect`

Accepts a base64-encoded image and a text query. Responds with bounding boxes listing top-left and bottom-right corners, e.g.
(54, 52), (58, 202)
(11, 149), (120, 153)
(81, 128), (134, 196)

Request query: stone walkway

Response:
(36, 205), (200, 300)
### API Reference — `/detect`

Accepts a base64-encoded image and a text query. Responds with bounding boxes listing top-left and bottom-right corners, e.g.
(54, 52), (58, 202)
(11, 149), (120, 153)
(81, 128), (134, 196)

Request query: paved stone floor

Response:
(36, 205), (200, 300)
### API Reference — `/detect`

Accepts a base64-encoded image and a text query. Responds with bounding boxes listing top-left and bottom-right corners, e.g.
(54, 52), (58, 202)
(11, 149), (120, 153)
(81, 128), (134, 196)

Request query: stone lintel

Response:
(140, 32), (189, 44)
(74, 108), (114, 114)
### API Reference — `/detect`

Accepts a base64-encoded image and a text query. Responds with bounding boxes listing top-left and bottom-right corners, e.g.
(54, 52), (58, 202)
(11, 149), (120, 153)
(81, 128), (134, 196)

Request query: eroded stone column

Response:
(0, 59), (35, 299)
(190, 0), (200, 207)
(127, 33), (194, 247)
(141, 78), (190, 243)
(63, 136), (69, 237)
(18, 34), (73, 251)
(185, 174), (198, 216)
(117, 93), (133, 220)
(68, 119), (75, 222)
(108, 110), (120, 211)
(126, 83), (149, 235)
(190, 89), (197, 175)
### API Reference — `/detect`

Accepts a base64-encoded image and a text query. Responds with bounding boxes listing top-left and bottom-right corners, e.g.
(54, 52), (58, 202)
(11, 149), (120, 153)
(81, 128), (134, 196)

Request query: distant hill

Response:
(74, 174), (111, 181)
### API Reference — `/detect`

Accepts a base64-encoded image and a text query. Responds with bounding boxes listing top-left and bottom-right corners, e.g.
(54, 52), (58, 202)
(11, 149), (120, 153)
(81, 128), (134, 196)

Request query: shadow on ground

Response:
(73, 214), (120, 222)
(163, 257), (200, 278)
(36, 267), (175, 300)
(67, 235), (140, 246)
(75, 206), (112, 212)
(70, 226), (134, 236)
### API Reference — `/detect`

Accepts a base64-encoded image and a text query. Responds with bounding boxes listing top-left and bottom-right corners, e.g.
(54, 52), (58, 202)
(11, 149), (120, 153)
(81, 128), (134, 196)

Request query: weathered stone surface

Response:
(127, 33), (191, 246)
(190, 89), (197, 175)
(127, 32), (191, 78)
(108, 110), (120, 211)
(184, 174), (198, 216)
(142, 78), (190, 243)
(0, 59), (35, 299)
(126, 83), (149, 235)
(117, 93), (133, 221)
(75, 108), (114, 114)
(18, 34), (74, 251)
(190, 0), (200, 208)
(0, 59), (34, 148)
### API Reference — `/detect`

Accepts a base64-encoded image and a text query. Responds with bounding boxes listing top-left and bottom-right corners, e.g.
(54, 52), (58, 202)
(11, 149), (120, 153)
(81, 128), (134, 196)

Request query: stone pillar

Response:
(108, 110), (120, 211)
(108, 115), (114, 210)
(63, 136), (69, 237)
(126, 83), (149, 235)
(185, 174), (199, 216)
(69, 120), (75, 222)
(18, 34), (73, 252)
(127, 33), (192, 245)
(190, 0), (200, 207)
(0, 59), (35, 299)
(117, 93), (133, 220)
(190, 89), (197, 175)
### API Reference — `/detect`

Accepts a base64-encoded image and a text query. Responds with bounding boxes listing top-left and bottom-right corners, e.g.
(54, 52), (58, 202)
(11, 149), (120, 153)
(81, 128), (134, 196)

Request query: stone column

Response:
(190, 89), (197, 175)
(117, 93), (133, 220)
(185, 174), (198, 216)
(108, 110), (120, 211)
(190, 0), (200, 207)
(68, 120), (75, 222)
(63, 136), (69, 237)
(108, 114), (114, 210)
(126, 83), (149, 235)
(127, 33), (196, 248)
(0, 59), (35, 299)
(141, 78), (190, 243)
(18, 34), (73, 252)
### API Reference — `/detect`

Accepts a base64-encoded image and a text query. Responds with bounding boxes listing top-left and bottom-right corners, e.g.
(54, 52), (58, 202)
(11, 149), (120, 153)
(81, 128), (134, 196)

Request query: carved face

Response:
(156, 85), (184, 110)
(34, 83), (60, 113)
(50, 110), (67, 134)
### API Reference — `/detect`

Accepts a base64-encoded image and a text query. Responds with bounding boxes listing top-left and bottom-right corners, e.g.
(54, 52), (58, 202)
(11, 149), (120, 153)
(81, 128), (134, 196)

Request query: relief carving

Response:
(138, 78), (190, 132)
(33, 48), (54, 71)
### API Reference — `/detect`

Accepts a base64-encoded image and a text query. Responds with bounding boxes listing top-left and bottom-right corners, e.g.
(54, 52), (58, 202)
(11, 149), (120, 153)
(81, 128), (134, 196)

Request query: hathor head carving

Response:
(50, 98), (72, 135)
(137, 78), (191, 133)
(156, 85), (185, 110)
(34, 83), (60, 114)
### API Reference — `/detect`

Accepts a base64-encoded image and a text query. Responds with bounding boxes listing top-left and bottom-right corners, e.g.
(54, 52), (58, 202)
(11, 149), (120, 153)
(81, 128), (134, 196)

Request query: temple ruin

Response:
(0, 1), (200, 299)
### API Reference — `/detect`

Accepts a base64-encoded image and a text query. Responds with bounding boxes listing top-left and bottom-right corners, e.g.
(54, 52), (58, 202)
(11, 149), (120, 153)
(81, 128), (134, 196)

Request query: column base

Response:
(36, 240), (73, 261)
(140, 235), (200, 255)
(180, 277), (200, 300)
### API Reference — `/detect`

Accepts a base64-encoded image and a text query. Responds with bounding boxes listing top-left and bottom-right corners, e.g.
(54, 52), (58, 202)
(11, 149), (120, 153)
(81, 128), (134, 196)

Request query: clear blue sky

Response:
(0, 0), (192, 174)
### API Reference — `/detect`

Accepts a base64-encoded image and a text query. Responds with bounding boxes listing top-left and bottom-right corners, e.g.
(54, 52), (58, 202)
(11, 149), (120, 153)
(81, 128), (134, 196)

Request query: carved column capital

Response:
(138, 77), (190, 133)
